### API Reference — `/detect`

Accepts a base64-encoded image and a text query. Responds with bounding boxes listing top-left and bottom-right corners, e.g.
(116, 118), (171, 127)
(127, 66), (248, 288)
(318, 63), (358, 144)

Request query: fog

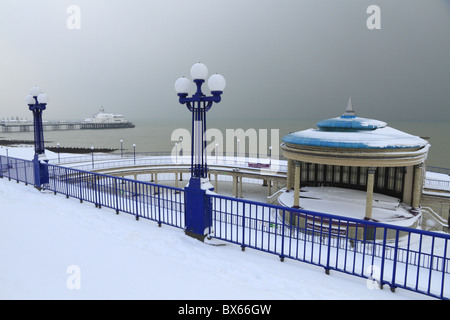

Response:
(1, 0), (449, 123)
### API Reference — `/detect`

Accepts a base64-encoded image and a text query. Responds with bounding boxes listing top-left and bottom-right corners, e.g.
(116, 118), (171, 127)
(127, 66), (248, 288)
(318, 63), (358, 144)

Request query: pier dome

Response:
(280, 98), (430, 224)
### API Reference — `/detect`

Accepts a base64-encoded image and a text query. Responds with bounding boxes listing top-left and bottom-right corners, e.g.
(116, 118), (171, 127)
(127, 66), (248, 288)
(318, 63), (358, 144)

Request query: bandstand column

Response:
(286, 159), (294, 191)
(239, 176), (243, 198)
(293, 161), (301, 208)
(175, 172), (179, 188)
(412, 163), (424, 210)
(365, 167), (376, 220)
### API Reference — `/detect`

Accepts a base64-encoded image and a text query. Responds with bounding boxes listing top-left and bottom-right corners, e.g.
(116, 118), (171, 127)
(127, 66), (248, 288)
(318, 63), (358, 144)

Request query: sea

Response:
(1, 118), (449, 168)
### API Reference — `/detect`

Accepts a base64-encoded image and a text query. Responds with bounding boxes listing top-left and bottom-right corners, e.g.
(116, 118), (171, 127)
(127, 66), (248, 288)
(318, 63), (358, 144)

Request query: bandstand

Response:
(280, 98), (430, 227)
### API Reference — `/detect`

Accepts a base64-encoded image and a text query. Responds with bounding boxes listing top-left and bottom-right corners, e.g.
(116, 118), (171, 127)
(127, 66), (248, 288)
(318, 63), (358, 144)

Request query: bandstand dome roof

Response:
(282, 98), (429, 150)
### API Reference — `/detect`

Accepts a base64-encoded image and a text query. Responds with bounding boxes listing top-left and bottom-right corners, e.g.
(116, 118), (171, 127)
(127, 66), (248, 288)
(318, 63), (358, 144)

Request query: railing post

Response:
(379, 227), (388, 290)
(65, 167), (69, 198)
(15, 159), (19, 183)
(325, 217), (332, 275)
(427, 236), (436, 296)
(93, 174), (98, 208)
(157, 186), (162, 227)
(79, 171), (83, 203)
(279, 209), (286, 262)
(241, 202), (246, 251)
(134, 181), (139, 221)
(440, 238), (448, 299)
(114, 178), (119, 214)
(7, 156), (11, 180)
(24, 160), (28, 185)
(390, 229), (400, 292)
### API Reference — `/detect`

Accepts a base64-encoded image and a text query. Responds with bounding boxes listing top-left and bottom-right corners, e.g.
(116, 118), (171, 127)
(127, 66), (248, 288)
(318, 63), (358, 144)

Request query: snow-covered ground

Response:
(0, 177), (430, 300)
(278, 186), (419, 227)
(0, 147), (437, 299)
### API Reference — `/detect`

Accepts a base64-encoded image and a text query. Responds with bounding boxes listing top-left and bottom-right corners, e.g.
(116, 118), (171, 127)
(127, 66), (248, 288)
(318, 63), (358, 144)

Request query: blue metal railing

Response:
(1, 153), (450, 299)
(207, 193), (450, 299)
(44, 163), (185, 229)
(0, 155), (34, 185)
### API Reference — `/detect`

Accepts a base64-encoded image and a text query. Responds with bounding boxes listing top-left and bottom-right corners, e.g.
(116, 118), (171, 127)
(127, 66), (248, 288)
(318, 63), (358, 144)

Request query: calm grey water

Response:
(1, 118), (449, 168)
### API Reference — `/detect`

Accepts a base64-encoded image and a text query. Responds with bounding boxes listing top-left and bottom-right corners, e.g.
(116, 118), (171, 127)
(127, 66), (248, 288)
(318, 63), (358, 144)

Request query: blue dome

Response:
(282, 99), (428, 150)
(282, 124), (428, 150)
(316, 116), (386, 132)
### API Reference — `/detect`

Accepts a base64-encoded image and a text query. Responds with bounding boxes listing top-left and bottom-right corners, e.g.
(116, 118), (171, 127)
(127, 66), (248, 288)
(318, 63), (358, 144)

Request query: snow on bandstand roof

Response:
(282, 98), (429, 150)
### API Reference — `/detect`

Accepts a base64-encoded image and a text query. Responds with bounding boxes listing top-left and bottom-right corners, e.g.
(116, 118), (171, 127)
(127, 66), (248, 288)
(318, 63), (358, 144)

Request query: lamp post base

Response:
(184, 230), (208, 242)
(33, 153), (49, 190)
(184, 177), (213, 241)
(186, 176), (214, 191)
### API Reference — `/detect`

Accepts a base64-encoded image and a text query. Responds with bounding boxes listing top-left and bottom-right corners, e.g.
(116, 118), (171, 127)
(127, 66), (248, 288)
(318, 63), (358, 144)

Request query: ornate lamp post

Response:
(175, 62), (226, 190)
(26, 86), (48, 160)
(26, 86), (49, 189)
(175, 63), (226, 241)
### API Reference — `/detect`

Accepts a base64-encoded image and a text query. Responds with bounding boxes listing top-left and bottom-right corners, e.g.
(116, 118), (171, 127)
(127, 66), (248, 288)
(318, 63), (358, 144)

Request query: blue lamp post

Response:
(175, 63), (226, 241)
(175, 62), (226, 189)
(25, 86), (49, 189)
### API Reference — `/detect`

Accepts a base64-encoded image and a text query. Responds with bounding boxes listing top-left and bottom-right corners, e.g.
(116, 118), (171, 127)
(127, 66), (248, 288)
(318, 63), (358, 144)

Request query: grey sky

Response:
(1, 0), (449, 122)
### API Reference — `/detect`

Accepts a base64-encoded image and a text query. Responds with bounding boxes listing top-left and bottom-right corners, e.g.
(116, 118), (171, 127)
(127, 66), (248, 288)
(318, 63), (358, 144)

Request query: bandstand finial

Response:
(343, 97), (356, 117)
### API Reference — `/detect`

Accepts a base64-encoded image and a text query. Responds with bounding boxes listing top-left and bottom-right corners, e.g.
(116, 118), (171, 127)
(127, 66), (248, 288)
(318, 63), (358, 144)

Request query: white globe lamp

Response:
(30, 86), (42, 97)
(190, 63), (208, 81)
(207, 74), (226, 92)
(25, 94), (35, 105)
(37, 93), (49, 104)
(175, 77), (192, 94)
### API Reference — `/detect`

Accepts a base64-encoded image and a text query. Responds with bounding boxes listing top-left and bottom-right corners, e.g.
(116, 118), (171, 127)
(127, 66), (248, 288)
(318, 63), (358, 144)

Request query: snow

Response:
(426, 172), (450, 182)
(278, 187), (420, 227)
(282, 126), (429, 149)
(0, 145), (71, 161)
(316, 116), (387, 131)
(0, 178), (429, 300)
(0, 147), (434, 299)
(425, 171), (450, 192)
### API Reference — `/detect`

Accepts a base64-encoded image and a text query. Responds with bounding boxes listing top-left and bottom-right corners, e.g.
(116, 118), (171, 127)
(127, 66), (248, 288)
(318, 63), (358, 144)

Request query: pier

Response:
(0, 120), (135, 133)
